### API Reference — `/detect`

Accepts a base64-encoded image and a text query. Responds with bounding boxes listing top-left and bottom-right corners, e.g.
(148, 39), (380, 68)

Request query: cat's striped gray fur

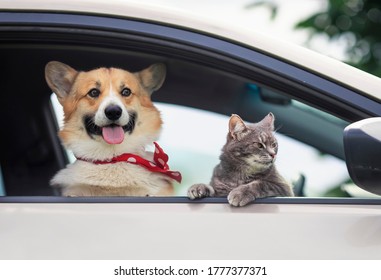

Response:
(188, 113), (294, 206)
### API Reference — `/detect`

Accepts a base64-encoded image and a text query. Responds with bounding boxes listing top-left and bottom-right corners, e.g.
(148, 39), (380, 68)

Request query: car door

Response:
(0, 6), (381, 260)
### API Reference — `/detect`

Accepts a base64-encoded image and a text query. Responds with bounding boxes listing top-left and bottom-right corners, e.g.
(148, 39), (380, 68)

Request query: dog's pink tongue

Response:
(102, 126), (125, 144)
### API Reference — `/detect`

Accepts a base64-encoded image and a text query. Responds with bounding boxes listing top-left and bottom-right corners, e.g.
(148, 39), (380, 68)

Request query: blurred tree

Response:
(245, 0), (278, 19)
(247, 0), (381, 76)
(296, 0), (381, 77)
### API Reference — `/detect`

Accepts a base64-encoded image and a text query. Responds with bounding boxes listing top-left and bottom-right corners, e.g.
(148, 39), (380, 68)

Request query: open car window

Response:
(1, 10), (380, 200)
(50, 84), (355, 198)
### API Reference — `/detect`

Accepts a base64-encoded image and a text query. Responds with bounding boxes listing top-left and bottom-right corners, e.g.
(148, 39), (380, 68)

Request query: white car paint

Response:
(1, 202), (380, 259)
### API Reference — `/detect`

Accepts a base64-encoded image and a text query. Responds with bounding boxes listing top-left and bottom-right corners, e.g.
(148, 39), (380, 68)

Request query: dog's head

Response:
(45, 61), (165, 159)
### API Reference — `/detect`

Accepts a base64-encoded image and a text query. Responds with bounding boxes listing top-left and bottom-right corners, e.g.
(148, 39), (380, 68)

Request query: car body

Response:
(0, 0), (381, 259)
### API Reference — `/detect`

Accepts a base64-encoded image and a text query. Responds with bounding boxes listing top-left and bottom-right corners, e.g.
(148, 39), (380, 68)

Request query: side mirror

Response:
(343, 118), (381, 195)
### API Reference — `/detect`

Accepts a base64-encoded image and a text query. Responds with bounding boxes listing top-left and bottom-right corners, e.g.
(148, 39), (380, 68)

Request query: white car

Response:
(0, 0), (381, 260)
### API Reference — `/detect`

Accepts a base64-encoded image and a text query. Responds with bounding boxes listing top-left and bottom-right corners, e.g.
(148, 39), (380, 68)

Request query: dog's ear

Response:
(136, 63), (166, 95)
(45, 61), (78, 103)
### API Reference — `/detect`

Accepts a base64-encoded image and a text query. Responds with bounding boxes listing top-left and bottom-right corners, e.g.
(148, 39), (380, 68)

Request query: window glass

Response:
(0, 167), (5, 196)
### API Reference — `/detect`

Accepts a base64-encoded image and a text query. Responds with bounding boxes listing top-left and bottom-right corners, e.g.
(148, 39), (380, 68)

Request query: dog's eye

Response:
(88, 88), (100, 98)
(121, 88), (132, 97)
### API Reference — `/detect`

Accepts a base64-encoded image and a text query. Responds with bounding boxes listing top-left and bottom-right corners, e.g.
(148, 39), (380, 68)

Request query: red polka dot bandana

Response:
(76, 142), (182, 183)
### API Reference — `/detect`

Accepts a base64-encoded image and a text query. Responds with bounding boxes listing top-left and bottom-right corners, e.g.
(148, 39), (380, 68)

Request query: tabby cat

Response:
(188, 113), (294, 206)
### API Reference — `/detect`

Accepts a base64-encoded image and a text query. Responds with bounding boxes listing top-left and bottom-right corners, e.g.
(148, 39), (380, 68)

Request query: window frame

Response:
(0, 11), (381, 203)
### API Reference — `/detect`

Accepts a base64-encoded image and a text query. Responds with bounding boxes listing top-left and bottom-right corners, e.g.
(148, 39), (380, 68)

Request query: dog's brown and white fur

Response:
(45, 61), (174, 196)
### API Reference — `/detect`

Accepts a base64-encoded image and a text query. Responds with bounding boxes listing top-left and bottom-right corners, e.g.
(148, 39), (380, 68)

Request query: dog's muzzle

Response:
(84, 111), (137, 144)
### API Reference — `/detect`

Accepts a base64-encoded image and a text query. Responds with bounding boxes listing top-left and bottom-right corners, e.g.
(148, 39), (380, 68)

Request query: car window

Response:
(1, 10), (380, 201)
(50, 92), (351, 197)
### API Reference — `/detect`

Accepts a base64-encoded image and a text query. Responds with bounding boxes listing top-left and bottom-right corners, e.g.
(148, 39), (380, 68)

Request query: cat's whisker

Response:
(274, 124), (283, 133)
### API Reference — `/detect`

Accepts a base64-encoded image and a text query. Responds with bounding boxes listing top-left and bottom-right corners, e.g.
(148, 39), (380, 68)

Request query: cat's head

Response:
(223, 113), (278, 171)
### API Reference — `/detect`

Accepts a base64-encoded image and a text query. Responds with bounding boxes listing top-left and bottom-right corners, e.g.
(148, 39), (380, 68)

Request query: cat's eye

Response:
(121, 87), (132, 97)
(87, 88), (100, 98)
(255, 143), (264, 149)
(271, 142), (277, 148)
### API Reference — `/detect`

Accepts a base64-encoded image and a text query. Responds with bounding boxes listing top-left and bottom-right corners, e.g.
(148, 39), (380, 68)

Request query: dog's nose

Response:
(105, 105), (122, 121)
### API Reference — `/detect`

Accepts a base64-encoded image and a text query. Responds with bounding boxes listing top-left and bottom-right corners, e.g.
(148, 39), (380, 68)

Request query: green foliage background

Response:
(250, 0), (381, 77)
(297, 0), (381, 77)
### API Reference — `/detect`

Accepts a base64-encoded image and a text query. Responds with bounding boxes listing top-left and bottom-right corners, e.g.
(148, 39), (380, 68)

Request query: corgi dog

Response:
(45, 61), (181, 196)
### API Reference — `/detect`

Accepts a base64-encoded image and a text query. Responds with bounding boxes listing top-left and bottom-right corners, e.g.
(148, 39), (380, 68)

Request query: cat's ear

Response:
(229, 114), (248, 140)
(258, 112), (275, 131)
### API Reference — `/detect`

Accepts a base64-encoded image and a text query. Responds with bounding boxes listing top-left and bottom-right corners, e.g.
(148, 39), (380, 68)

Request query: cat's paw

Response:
(187, 184), (215, 199)
(227, 188), (255, 207)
